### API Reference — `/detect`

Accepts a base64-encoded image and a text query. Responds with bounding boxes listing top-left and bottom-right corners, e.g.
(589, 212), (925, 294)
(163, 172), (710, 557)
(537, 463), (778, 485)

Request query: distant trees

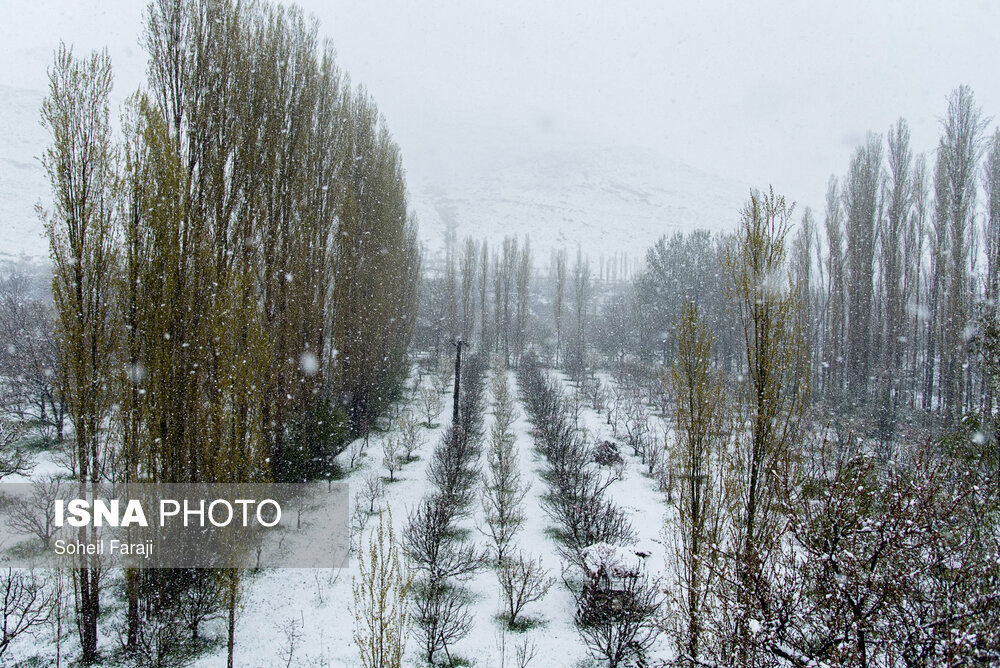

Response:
(0, 274), (63, 443)
(566, 250), (592, 379)
(460, 239), (479, 343)
(633, 230), (734, 370)
(553, 249), (567, 367)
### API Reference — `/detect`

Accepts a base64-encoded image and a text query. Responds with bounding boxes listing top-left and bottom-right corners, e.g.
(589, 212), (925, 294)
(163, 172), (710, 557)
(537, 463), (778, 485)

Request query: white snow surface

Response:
(198, 369), (674, 667)
(5, 368), (677, 666)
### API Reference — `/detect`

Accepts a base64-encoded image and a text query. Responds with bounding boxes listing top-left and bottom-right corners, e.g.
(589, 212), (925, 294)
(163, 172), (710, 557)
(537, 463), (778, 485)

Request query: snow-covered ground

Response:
(203, 367), (674, 667)
(4, 364), (676, 666)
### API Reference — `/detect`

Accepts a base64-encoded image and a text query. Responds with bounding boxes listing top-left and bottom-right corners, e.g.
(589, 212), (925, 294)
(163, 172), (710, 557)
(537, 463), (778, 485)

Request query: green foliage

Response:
(937, 412), (998, 476)
(278, 401), (349, 483)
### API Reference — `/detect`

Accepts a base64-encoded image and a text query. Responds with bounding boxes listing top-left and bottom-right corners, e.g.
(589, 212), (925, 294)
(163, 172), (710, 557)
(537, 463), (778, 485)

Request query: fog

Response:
(3, 0), (1000, 246)
(303, 0), (1000, 212)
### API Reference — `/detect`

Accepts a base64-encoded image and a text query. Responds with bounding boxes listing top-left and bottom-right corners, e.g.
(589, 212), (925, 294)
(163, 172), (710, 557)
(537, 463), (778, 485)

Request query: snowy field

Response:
(195, 368), (673, 668)
(3, 366), (674, 667)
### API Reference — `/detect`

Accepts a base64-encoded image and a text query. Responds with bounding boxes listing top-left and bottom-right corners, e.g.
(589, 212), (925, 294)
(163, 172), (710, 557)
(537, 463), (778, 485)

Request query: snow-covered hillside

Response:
(0, 0), (147, 263)
(2, 88), (746, 268)
(408, 139), (748, 264)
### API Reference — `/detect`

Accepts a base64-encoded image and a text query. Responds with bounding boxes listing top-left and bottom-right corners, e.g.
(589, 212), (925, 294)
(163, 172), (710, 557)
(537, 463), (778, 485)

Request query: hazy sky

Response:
(4, 0), (1000, 227)
(308, 0), (1000, 214)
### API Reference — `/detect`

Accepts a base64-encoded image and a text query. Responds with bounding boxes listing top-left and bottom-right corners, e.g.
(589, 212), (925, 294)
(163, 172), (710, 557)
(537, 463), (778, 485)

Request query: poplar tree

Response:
(460, 238), (478, 344)
(823, 177), (846, 397)
(553, 249), (567, 367)
(669, 302), (728, 663)
(844, 136), (882, 401)
(722, 188), (807, 661)
(353, 510), (411, 668)
(940, 86), (986, 417)
(515, 237), (532, 366)
(40, 42), (117, 663)
(882, 119), (912, 396)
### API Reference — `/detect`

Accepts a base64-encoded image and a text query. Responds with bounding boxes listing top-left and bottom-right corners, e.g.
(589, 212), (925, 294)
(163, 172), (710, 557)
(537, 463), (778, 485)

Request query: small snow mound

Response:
(633, 538), (657, 559)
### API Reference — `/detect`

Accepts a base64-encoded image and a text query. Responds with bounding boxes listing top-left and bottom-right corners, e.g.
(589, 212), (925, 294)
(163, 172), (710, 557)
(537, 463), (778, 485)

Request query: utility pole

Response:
(452, 338), (464, 425)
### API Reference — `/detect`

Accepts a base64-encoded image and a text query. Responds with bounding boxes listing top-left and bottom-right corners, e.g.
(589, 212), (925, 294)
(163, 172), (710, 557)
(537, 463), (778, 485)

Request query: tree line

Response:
(30, 0), (420, 663)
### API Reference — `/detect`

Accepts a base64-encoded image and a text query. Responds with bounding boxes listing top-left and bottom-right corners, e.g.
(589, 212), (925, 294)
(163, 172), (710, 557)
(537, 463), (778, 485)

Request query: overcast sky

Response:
(311, 0), (1000, 214)
(4, 0), (1000, 227)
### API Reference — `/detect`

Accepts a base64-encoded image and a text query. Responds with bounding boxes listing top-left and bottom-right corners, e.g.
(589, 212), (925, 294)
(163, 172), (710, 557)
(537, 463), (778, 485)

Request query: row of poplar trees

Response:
(627, 86), (1000, 431)
(798, 86), (1000, 423)
(418, 235), (597, 380)
(40, 0), (419, 662)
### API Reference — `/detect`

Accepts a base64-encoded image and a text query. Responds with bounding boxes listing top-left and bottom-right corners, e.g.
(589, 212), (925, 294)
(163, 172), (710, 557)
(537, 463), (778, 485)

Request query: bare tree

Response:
(381, 437), (402, 482)
(0, 421), (32, 481)
(570, 564), (663, 668)
(405, 496), (481, 665)
(411, 578), (474, 666)
(515, 636), (538, 668)
(497, 553), (553, 629)
(404, 496), (483, 585)
(397, 411), (424, 462)
(7, 476), (63, 549)
(360, 473), (386, 514)
(278, 617), (303, 668)
(420, 387), (444, 428)
(0, 274), (63, 443)
(622, 391), (651, 460)
(0, 569), (51, 661)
